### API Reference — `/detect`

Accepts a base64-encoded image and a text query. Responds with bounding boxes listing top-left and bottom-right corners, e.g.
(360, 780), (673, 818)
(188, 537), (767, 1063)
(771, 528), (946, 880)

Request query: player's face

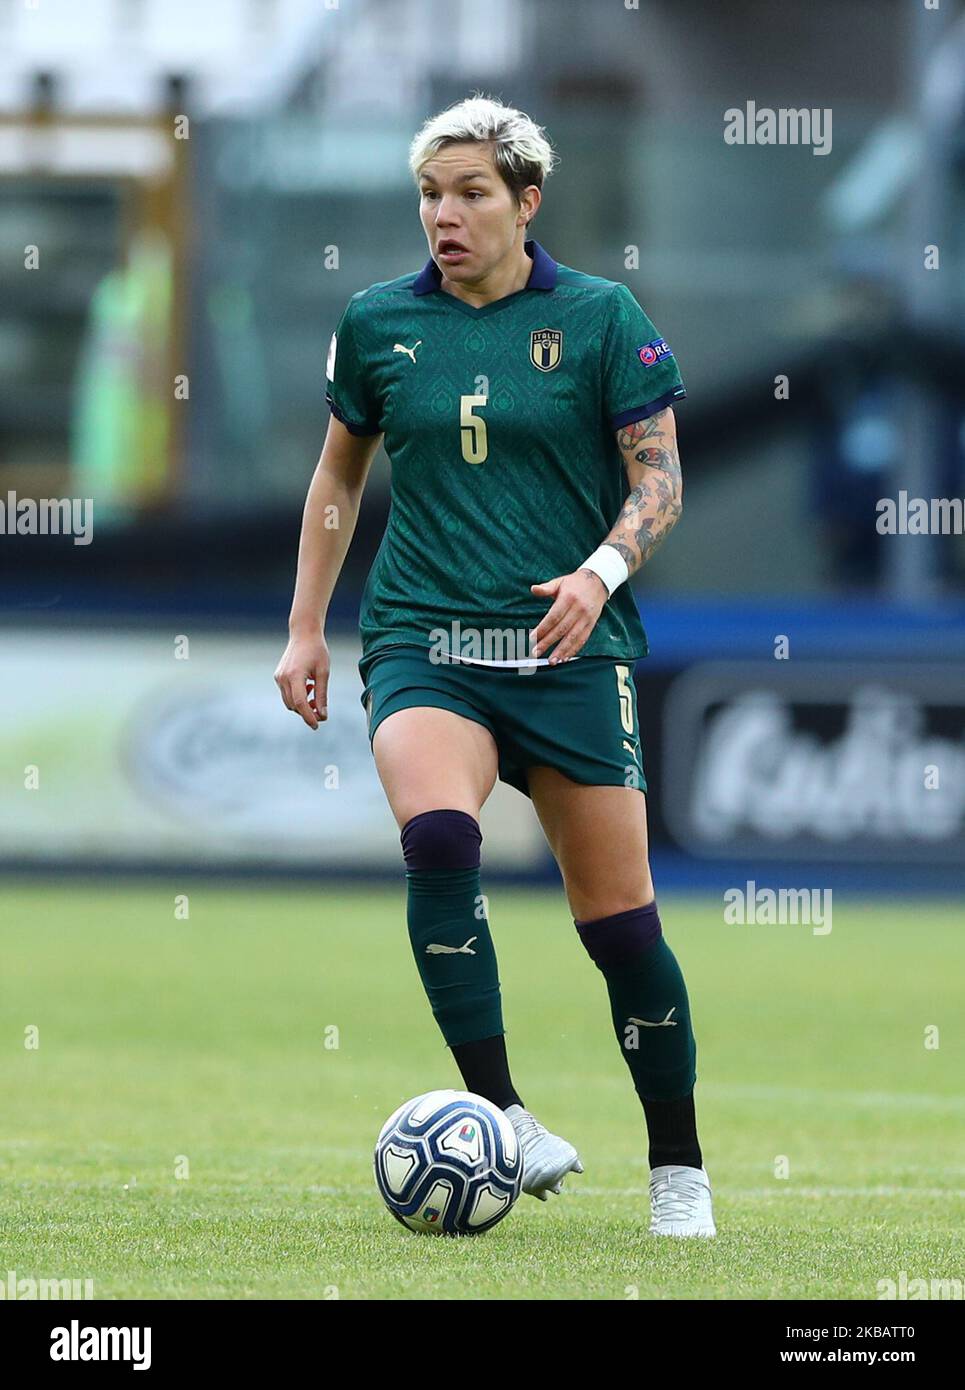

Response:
(418, 143), (527, 281)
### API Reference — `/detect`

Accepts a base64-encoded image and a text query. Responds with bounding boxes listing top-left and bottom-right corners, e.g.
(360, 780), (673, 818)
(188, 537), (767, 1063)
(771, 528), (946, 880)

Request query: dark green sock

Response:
(406, 867), (504, 1046)
(401, 811), (504, 1049)
(575, 902), (697, 1101)
(605, 936), (697, 1101)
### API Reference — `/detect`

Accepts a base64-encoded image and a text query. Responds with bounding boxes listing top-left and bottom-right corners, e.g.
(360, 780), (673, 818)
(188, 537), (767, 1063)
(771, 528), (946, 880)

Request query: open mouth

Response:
(437, 239), (469, 261)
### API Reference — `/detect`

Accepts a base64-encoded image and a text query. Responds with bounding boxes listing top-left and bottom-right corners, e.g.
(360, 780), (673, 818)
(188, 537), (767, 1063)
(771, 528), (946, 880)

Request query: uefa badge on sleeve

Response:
(637, 338), (672, 367)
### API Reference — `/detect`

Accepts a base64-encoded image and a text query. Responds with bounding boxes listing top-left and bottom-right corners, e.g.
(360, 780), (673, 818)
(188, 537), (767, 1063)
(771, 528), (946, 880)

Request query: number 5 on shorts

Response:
(615, 664), (635, 735)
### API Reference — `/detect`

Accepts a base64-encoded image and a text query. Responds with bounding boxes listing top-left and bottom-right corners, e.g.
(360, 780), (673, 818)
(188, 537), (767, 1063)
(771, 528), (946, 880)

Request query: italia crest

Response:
(530, 328), (563, 372)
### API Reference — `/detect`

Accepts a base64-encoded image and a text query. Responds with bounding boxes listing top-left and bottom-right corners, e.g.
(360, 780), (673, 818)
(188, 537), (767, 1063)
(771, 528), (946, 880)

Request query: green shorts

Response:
(358, 644), (646, 798)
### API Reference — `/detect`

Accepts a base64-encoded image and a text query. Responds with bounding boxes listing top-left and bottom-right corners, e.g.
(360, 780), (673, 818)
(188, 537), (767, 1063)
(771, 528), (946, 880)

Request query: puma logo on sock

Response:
(628, 1007), (677, 1027)
(426, 937), (478, 956)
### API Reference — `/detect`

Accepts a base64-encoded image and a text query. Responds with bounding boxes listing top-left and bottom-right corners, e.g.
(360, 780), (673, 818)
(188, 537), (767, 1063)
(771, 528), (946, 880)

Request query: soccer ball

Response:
(374, 1089), (522, 1235)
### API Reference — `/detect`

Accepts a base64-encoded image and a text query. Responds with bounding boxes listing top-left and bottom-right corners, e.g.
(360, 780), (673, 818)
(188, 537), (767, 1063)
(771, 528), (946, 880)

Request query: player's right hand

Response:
(274, 629), (330, 729)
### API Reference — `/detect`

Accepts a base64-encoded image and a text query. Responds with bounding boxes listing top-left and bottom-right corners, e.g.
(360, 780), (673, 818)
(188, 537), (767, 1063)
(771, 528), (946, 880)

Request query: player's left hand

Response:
(529, 570), (608, 664)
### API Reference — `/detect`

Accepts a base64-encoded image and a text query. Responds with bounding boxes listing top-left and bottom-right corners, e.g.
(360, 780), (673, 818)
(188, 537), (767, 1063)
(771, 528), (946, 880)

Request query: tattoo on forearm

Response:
(607, 542), (635, 568)
(608, 409), (683, 573)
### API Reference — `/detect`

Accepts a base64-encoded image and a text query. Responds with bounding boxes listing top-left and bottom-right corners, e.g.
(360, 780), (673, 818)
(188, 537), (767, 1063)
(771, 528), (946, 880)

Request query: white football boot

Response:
(504, 1104), (584, 1201)
(648, 1164), (716, 1237)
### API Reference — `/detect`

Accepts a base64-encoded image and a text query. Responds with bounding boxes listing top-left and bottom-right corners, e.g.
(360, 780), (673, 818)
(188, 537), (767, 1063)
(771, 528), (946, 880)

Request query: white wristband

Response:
(580, 544), (630, 597)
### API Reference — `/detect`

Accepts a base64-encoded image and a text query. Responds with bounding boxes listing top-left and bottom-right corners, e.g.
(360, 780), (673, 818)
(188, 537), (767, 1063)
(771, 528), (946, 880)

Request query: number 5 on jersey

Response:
(460, 394), (488, 464)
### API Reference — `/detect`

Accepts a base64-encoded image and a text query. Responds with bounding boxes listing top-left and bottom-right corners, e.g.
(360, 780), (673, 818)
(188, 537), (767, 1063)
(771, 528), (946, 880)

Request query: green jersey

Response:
(325, 239), (686, 666)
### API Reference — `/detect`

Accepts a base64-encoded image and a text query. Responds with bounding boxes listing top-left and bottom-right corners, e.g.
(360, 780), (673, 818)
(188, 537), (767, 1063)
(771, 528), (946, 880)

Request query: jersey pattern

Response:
(325, 239), (686, 665)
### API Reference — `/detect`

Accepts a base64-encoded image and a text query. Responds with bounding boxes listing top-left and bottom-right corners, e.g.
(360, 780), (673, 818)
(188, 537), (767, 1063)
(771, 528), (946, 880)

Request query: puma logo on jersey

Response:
(622, 739), (636, 755)
(426, 936), (477, 956)
(628, 1007), (677, 1027)
(393, 340), (422, 363)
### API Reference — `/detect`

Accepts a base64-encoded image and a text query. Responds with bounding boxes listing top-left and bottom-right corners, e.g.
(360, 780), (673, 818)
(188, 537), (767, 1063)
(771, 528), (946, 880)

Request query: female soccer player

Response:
(275, 96), (715, 1236)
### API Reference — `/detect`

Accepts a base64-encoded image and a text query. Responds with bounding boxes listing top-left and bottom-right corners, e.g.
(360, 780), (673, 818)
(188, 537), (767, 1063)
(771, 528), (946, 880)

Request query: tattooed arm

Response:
(529, 407), (682, 663)
(601, 407), (683, 577)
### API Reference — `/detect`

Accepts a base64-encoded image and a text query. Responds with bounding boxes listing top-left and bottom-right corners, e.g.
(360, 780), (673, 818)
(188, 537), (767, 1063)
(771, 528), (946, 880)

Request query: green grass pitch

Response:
(2, 882), (962, 1300)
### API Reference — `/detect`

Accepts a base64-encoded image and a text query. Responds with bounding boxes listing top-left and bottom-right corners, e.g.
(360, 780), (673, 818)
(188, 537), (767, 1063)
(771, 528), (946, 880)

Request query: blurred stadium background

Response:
(2, 0), (964, 1304)
(1, 0), (963, 886)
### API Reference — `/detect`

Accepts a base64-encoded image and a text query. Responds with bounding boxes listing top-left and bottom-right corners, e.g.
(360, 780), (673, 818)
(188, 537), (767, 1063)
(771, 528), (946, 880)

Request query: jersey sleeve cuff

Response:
(610, 386), (687, 432)
(326, 392), (381, 437)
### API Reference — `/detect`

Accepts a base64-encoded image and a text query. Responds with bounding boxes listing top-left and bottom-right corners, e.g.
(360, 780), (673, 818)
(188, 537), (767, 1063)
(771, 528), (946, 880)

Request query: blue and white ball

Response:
(374, 1089), (522, 1235)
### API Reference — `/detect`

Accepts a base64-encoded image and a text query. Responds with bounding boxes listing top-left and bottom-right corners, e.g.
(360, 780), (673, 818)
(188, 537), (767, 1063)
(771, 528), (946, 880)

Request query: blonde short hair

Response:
(408, 94), (557, 207)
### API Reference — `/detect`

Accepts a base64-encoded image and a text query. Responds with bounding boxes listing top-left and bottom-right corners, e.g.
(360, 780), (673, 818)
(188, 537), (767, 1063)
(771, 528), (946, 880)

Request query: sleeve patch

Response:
(636, 338), (673, 367)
